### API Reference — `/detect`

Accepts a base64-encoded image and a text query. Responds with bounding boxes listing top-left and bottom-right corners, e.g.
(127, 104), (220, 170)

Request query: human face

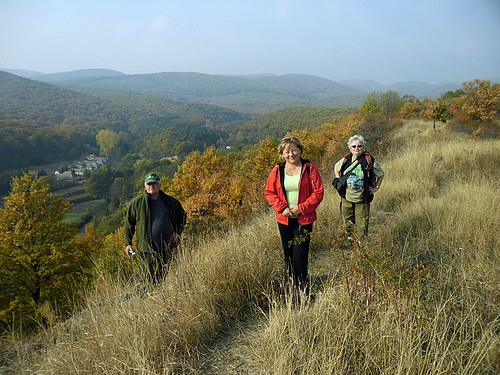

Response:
(282, 143), (301, 165)
(349, 141), (364, 157)
(145, 182), (160, 197)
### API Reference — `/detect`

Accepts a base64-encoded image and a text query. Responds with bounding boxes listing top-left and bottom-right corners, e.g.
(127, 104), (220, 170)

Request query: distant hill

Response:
(340, 77), (500, 98)
(27, 69), (486, 113)
(339, 79), (462, 97)
(0, 71), (250, 172)
(338, 79), (388, 93)
(387, 81), (462, 98)
(0, 71), (113, 125)
(0, 68), (46, 79)
(0, 68), (124, 81)
(0, 71), (247, 126)
(27, 71), (367, 114)
(35, 69), (125, 83)
(5, 68), (499, 111)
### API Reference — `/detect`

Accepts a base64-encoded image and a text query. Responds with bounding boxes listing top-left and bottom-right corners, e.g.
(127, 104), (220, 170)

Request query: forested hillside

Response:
(0, 71), (359, 218)
(230, 106), (353, 144)
(0, 70), (360, 177)
(0, 71), (115, 125)
(0, 71), (249, 174)
(37, 71), (367, 113)
(339, 78), (465, 98)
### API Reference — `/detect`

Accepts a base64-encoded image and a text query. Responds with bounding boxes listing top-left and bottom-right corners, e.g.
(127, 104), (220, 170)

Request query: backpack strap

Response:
(340, 154), (352, 174)
(364, 152), (374, 169)
(361, 152), (376, 203)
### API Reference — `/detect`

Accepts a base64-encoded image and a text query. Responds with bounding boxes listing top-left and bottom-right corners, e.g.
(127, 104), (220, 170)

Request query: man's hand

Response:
(125, 245), (135, 256)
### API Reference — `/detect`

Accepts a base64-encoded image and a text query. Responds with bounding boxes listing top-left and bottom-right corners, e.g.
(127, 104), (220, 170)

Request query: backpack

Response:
(333, 152), (375, 203)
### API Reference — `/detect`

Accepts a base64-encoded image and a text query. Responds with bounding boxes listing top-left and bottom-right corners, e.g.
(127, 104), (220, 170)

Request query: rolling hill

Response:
(338, 79), (462, 97)
(0, 71), (247, 126)
(0, 71), (250, 172)
(3, 68), (485, 114)
(34, 71), (366, 114)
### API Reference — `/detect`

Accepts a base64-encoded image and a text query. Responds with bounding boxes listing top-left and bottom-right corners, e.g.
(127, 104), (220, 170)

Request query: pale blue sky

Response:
(1, 0), (499, 84)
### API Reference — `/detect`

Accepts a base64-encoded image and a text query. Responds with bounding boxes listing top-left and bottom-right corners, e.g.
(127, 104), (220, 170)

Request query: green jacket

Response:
(124, 190), (187, 253)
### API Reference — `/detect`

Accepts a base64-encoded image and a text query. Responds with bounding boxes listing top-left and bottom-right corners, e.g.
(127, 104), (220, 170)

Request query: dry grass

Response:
(244, 121), (499, 374)
(1, 120), (499, 374)
(2, 216), (283, 374)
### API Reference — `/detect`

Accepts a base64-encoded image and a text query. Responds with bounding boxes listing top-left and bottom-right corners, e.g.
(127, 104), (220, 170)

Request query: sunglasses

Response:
(351, 145), (363, 149)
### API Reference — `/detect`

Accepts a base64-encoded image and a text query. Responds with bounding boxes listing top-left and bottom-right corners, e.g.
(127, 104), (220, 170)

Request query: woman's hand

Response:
(289, 205), (300, 218)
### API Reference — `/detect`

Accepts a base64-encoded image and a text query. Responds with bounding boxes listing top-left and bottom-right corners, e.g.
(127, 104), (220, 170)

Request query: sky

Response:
(1, 0), (499, 84)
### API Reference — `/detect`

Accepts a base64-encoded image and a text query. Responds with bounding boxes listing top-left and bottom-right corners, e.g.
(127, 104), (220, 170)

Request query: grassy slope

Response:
(3, 120), (499, 374)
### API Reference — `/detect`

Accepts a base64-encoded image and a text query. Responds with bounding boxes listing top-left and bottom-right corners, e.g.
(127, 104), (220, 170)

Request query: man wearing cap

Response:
(124, 173), (186, 283)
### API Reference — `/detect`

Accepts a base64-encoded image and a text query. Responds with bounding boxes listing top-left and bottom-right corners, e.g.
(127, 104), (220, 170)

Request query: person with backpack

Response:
(264, 135), (324, 290)
(333, 135), (384, 238)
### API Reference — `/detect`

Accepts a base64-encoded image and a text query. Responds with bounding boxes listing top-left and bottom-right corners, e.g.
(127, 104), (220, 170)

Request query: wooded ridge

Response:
(3, 68), (483, 114)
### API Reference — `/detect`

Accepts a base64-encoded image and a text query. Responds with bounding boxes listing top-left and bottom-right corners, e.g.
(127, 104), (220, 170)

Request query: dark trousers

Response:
(142, 243), (174, 284)
(278, 219), (312, 288)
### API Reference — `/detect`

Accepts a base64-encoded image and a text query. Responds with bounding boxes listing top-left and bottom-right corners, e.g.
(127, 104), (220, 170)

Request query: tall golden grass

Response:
(1, 120), (498, 374)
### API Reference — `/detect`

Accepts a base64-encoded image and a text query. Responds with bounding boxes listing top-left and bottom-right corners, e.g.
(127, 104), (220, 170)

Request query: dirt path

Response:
(194, 247), (340, 374)
(195, 207), (394, 374)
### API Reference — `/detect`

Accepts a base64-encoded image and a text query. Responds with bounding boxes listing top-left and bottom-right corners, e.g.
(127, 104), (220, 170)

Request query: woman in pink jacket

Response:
(264, 135), (324, 290)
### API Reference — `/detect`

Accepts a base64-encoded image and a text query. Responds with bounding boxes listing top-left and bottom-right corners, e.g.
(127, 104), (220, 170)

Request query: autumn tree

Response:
(162, 142), (281, 233)
(458, 79), (500, 122)
(0, 173), (95, 328)
(87, 227), (138, 280)
(321, 114), (361, 171)
(400, 101), (422, 119)
(239, 137), (281, 186)
(163, 147), (233, 232)
(441, 89), (465, 100)
(400, 95), (423, 119)
(428, 100), (449, 129)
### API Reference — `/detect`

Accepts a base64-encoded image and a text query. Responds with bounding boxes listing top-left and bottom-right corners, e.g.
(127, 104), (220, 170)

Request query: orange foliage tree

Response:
(458, 79), (500, 122)
(236, 137), (281, 206)
(400, 101), (423, 119)
(87, 227), (139, 280)
(163, 146), (268, 232)
(321, 113), (363, 172)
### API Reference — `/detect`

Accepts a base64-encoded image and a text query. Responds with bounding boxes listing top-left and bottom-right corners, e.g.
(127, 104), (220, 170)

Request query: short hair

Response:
(347, 134), (366, 148)
(278, 135), (304, 155)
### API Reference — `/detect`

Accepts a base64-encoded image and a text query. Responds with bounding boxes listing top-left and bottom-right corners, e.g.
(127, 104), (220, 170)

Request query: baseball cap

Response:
(144, 173), (161, 184)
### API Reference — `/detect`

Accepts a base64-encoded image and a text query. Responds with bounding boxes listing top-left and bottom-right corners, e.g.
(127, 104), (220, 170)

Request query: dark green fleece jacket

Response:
(124, 190), (186, 253)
